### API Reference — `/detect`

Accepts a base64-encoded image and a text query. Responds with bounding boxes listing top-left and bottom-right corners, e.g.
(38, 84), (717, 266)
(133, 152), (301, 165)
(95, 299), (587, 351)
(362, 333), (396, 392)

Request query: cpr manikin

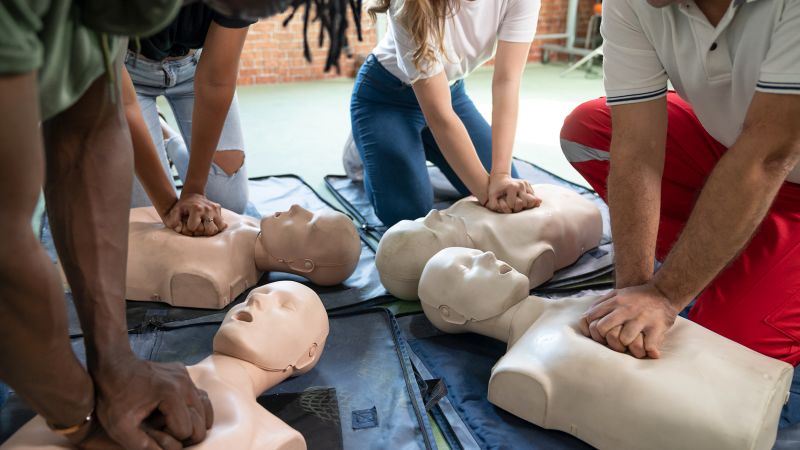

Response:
(126, 205), (361, 308)
(1, 281), (328, 450)
(418, 248), (794, 450)
(376, 184), (602, 300)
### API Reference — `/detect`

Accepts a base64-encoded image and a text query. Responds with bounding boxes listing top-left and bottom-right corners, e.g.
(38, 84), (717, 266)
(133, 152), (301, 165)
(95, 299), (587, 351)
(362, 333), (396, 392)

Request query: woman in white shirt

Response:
(350, 0), (542, 226)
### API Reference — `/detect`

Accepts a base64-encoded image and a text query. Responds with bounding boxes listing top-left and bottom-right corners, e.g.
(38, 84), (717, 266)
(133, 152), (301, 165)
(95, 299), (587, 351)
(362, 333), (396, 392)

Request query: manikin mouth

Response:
(498, 263), (512, 274)
(274, 211), (282, 218)
(234, 310), (254, 322)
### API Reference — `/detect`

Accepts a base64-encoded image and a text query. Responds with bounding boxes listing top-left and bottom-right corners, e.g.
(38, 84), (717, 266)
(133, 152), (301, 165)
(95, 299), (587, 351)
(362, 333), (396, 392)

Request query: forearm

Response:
(426, 111), (490, 199)
(42, 73), (136, 372)
(490, 78), (520, 175)
(122, 68), (178, 217)
(654, 146), (795, 309)
(183, 80), (236, 194)
(608, 155), (662, 287)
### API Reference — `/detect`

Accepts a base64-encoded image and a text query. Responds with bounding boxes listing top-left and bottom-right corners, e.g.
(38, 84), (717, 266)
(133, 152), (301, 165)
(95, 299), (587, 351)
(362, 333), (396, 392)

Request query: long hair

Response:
(368, 0), (459, 73)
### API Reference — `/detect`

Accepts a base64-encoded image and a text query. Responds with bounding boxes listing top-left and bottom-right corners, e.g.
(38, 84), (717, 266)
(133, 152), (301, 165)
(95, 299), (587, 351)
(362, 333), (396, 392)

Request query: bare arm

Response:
(412, 71), (491, 204)
(121, 67), (179, 220)
(488, 40), (540, 213)
(584, 93), (800, 359)
(653, 92), (800, 307)
(608, 99), (667, 287)
(177, 23), (247, 232)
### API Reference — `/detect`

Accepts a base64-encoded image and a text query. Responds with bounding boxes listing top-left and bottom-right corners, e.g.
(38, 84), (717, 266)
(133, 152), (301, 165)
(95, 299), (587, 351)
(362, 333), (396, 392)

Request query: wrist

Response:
(651, 273), (690, 311)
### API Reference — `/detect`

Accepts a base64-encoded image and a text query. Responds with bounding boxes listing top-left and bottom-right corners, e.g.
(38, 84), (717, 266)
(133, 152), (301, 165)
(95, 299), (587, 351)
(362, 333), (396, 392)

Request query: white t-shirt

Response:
(372, 0), (540, 84)
(601, 0), (800, 183)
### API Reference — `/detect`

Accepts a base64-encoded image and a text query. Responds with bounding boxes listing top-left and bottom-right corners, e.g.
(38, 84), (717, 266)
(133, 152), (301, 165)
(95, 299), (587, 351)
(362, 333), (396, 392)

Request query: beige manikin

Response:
(418, 247), (794, 450)
(126, 205), (361, 308)
(376, 184), (603, 301)
(1, 281), (329, 450)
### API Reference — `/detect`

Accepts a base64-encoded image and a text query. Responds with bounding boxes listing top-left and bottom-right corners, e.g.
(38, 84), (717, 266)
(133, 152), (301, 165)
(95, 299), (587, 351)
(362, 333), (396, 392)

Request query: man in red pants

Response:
(560, 0), (800, 427)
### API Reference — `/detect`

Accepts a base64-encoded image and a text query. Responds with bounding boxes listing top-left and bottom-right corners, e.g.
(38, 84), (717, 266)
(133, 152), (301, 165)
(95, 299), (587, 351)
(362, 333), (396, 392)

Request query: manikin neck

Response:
(464, 296), (546, 346)
(204, 353), (293, 397)
(253, 233), (296, 273)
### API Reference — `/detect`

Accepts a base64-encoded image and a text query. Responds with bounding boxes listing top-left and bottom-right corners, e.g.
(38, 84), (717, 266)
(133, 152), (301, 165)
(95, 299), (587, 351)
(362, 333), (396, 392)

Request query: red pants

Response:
(561, 93), (800, 365)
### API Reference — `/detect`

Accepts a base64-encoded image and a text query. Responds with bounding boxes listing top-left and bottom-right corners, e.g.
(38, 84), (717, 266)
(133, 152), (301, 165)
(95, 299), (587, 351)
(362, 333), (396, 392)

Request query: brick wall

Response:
(237, 0), (597, 85)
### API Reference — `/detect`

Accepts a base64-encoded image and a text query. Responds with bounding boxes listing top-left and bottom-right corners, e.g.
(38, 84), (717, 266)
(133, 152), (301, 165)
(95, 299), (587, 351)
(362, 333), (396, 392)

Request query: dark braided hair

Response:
(281, 0), (364, 72)
(205, 0), (363, 74)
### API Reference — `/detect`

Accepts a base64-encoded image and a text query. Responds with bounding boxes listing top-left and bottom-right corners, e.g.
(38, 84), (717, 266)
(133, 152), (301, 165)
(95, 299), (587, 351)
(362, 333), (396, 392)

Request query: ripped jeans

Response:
(125, 49), (249, 213)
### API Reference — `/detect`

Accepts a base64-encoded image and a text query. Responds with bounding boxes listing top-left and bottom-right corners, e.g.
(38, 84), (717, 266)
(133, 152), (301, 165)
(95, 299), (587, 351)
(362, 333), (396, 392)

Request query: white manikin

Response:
(127, 206), (361, 309)
(418, 247), (794, 450)
(376, 184), (603, 300)
(1, 281), (329, 450)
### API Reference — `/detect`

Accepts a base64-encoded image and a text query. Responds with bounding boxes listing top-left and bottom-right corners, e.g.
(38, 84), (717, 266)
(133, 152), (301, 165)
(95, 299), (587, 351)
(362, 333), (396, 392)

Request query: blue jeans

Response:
(782, 366), (800, 429)
(350, 55), (519, 226)
(125, 50), (249, 214)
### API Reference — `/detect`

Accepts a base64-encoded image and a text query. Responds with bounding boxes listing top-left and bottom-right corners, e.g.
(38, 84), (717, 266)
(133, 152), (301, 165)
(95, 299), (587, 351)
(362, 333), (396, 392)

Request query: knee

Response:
(560, 97), (611, 150)
(206, 157), (248, 214)
(213, 150), (245, 176)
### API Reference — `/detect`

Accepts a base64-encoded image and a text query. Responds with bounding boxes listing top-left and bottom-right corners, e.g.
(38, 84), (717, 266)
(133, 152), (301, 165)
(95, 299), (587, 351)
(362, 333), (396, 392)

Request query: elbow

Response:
(743, 122), (800, 179)
(424, 108), (457, 131)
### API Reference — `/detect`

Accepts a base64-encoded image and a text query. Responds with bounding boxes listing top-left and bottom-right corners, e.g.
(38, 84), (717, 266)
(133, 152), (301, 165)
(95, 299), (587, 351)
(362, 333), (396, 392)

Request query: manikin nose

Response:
(475, 251), (497, 265)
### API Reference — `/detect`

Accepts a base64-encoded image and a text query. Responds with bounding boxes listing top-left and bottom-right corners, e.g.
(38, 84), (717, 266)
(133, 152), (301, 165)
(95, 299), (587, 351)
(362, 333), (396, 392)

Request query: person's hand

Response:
(92, 356), (214, 450)
(579, 283), (679, 359)
(485, 172), (541, 214)
(163, 192), (227, 237)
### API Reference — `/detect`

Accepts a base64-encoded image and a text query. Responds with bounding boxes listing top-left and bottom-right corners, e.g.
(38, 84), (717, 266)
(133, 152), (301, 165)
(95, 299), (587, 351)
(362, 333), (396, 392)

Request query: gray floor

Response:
(160, 61), (605, 201)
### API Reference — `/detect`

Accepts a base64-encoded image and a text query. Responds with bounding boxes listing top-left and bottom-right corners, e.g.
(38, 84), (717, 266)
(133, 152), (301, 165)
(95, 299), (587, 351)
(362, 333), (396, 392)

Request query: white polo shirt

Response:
(601, 0), (800, 183)
(372, 0), (540, 84)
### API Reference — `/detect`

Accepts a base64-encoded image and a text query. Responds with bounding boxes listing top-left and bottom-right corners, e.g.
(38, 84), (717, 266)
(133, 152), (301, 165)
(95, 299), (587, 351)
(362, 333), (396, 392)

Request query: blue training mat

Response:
(398, 314), (800, 450)
(324, 158), (614, 292)
(0, 309), (436, 450)
(38, 174), (386, 337)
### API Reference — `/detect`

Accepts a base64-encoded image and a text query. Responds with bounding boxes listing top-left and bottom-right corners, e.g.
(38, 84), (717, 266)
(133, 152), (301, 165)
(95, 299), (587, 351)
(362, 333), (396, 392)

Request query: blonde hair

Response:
(368, 0), (459, 73)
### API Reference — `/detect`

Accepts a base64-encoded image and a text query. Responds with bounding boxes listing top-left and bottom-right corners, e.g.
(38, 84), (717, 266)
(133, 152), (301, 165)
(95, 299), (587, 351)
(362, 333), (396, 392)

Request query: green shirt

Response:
(0, 0), (182, 120)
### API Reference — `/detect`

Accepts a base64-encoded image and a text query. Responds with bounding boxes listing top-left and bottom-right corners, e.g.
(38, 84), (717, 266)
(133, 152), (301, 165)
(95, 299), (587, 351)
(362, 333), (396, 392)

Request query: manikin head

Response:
(418, 247), (530, 333)
(213, 281), (329, 376)
(376, 209), (473, 300)
(255, 205), (361, 286)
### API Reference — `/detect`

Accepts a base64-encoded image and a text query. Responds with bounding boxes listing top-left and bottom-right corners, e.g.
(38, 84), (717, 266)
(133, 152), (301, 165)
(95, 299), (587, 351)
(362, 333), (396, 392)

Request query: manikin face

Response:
(419, 248), (530, 323)
(377, 210), (472, 299)
(261, 205), (328, 261)
(213, 281), (329, 371)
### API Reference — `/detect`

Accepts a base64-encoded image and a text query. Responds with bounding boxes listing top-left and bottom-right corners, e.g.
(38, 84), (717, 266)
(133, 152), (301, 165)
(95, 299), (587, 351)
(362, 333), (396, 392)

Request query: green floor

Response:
(161, 61), (604, 202)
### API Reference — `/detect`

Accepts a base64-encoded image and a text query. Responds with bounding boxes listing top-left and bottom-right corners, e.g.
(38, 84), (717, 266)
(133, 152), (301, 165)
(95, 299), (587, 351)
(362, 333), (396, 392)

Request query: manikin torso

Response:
(418, 248), (794, 450)
(126, 205), (361, 309)
(127, 207), (261, 309)
(1, 281), (329, 450)
(376, 184), (603, 300)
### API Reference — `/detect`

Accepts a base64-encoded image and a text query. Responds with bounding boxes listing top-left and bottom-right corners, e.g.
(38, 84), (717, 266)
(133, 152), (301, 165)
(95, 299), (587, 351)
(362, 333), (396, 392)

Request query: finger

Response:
(619, 320), (647, 348)
(595, 309), (627, 337)
(578, 316), (591, 337)
(592, 291), (616, 306)
(143, 426), (182, 450)
(186, 207), (203, 232)
(185, 406), (207, 445)
(584, 298), (618, 323)
(643, 327), (666, 359)
(163, 209), (181, 230)
(511, 195), (525, 213)
(107, 423), (164, 450)
(199, 389), (214, 429)
(172, 221), (183, 234)
(158, 396), (194, 441)
(604, 325), (626, 353)
(184, 386), (213, 435)
(498, 197), (512, 214)
(486, 196), (500, 212)
(588, 320), (607, 345)
(204, 220), (219, 236)
(212, 211), (226, 233)
(628, 333), (647, 359)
